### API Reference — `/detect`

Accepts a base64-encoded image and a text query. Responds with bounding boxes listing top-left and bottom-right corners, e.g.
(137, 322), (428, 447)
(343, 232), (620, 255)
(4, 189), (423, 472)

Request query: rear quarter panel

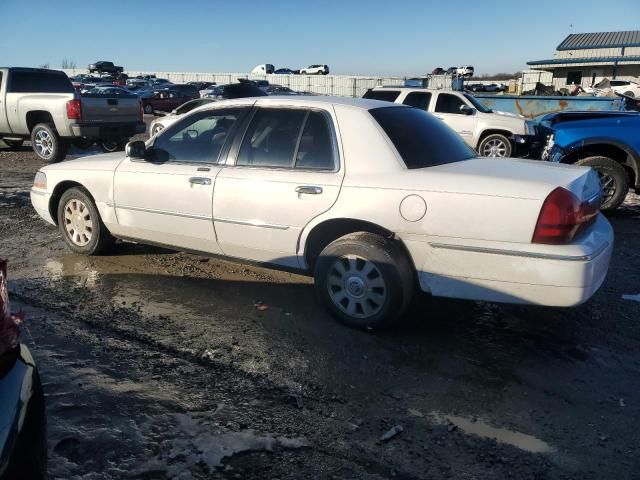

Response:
(7, 93), (75, 136)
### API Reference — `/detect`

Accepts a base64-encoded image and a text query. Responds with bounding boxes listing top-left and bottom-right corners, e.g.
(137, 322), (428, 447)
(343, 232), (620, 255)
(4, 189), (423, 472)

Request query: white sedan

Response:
(30, 96), (613, 329)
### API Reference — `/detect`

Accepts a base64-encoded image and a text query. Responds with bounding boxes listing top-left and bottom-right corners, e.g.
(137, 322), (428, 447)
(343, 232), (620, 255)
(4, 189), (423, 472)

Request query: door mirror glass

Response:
(460, 104), (475, 115)
(126, 140), (146, 159)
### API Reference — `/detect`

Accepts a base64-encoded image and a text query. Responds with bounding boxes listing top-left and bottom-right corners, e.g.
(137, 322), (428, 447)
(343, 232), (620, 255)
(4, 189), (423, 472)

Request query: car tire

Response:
(478, 133), (512, 158)
(57, 187), (115, 255)
(144, 104), (154, 114)
(100, 139), (125, 153)
(575, 156), (629, 211)
(2, 138), (24, 149)
(314, 232), (415, 330)
(30, 123), (69, 163)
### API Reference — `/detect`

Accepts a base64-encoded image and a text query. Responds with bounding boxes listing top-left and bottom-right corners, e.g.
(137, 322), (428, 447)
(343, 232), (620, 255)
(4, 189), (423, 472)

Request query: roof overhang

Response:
(527, 56), (640, 69)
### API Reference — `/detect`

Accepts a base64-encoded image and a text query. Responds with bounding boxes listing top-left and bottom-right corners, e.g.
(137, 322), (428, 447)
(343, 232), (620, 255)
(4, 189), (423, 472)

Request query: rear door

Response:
(401, 91), (432, 110)
(212, 106), (344, 268)
(431, 92), (478, 145)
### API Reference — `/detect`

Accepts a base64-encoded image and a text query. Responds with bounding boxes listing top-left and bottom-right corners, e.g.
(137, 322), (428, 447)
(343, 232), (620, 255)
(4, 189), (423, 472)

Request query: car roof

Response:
(196, 95), (403, 112)
(371, 86), (456, 93)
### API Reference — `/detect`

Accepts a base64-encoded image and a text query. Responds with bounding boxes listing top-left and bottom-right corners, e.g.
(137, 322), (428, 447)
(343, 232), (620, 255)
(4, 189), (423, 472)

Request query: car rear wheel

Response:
(100, 139), (125, 153)
(31, 123), (69, 163)
(144, 104), (154, 114)
(575, 156), (629, 211)
(478, 134), (512, 158)
(314, 232), (414, 330)
(57, 187), (115, 255)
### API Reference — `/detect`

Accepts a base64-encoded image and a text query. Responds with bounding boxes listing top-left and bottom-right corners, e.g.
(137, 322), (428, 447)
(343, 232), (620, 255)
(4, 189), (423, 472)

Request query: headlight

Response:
(33, 172), (47, 190)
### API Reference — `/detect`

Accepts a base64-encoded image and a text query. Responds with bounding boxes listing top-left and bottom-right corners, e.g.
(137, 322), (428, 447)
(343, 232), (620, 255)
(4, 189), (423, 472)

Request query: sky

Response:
(1, 0), (639, 76)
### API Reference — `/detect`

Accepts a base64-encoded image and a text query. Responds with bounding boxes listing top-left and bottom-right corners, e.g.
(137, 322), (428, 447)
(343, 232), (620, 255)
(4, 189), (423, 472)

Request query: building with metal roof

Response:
(526, 30), (640, 91)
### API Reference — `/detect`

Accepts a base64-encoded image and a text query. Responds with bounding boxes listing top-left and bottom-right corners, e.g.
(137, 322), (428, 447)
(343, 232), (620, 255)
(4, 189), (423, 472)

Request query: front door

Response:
(213, 106), (344, 268)
(431, 92), (478, 146)
(113, 107), (249, 253)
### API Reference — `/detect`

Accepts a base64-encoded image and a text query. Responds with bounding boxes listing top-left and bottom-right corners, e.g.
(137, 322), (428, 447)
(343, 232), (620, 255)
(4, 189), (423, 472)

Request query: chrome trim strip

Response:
(214, 217), (290, 230)
(429, 241), (609, 262)
(29, 188), (47, 196)
(115, 204), (212, 220)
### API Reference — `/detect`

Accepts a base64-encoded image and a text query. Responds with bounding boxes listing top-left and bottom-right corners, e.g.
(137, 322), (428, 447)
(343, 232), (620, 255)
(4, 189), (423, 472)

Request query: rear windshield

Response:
(9, 70), (74, 93)
(370, 106), (475, 169)
(363, 90), (400, 102)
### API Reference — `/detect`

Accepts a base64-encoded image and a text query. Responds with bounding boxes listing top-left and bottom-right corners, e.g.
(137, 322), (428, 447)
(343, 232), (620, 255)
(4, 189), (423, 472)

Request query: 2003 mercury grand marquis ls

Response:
(30, 96), (613, 328)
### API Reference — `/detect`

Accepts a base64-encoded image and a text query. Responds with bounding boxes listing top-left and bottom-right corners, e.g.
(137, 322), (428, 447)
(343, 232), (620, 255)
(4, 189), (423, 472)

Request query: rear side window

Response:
(295, 111), (334, 170)
(363, 90), (400, 102)
(8, 71), (74, 93)
(434, 93), (466, 114)
(370, 106), (475, 169)
(402, 92), (431, 110)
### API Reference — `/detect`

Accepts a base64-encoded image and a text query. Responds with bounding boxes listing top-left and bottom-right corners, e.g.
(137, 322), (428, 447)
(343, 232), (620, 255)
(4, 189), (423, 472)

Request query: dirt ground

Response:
(1, 129), (640, 479)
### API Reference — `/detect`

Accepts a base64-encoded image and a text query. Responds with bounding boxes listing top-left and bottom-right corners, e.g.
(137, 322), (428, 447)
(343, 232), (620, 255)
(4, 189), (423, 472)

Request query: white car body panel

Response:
(31, 96), (613, 308)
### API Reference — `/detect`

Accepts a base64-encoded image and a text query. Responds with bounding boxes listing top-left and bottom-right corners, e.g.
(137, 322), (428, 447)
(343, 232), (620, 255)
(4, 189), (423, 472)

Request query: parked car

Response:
(446, 66), (458, 75)
(266, 85), (300, 95)
(187, 81), (216, 91)
(30, 97), (612, 329)
(251, 64), (275, 75)
(483, 83), (501, 93)
(539, 110), (640, 210)
(466, 83), (486, 92)
(457, 65), (475, 77)
(609, 80), (640, 98)
(199, 82), (268, 100)
(431, 67), (445, 75)
(84, 86), (139, 96)
(141, 89), (193, 115)
(0, 259), (47, 480)
(300, 64), (329, 75)
(274, 68), (297, 75)
(363, 87), (537, 157)
(149, 78), (172, 88)
(149, 97), (217, 136)
(0, 67), (145, 162)
(168, 84), (200, 100)
(88, 61), (123, 74)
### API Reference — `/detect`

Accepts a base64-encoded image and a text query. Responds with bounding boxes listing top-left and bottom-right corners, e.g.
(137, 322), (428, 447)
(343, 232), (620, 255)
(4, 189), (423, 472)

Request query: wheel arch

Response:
(561, 139), (639, 188)
(26, 111), (55, 132)
(301, 217), (416, 273)
(48, 180), (93, 225)
(476, 129), (515, 150)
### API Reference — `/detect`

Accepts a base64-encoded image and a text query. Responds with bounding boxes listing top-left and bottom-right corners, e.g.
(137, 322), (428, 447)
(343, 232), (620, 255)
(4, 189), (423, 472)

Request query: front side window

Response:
(236, 108), (306, 168)
(402, 92), (431, 110)
(363, 90), (401, 102)
(370, 106), (475, 169)
(152, 108), (245, 163)
(434, 93), (466, 114)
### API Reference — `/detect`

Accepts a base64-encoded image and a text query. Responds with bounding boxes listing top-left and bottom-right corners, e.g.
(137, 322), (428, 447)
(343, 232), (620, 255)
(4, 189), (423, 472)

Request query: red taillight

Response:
(532, 187), (599, 244)
(138, 101), (144, 121)
(66, 99), (82, 120)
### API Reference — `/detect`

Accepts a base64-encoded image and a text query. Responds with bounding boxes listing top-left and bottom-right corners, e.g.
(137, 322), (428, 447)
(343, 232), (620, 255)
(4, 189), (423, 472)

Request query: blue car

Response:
(539, 111), (640, 210)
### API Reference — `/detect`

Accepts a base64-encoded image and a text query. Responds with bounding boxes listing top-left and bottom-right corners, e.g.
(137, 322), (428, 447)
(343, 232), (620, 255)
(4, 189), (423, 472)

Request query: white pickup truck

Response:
(363, 87), (537, 157)
(0, 67), (146, 162)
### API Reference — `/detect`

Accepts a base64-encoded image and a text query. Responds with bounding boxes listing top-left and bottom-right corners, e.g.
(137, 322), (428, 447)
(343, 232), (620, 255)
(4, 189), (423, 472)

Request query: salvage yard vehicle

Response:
(540, 111), (640, 211)
(87, 61), (123, 75)
(30, 97), (612, 329)
(0, 67), (146, 162)
(149, 97), (216, 136)
(300, 64), (329, 75)
(141, 88), (193, 115)
(363, 87), (537, 157)
(0, 259), (47, 480)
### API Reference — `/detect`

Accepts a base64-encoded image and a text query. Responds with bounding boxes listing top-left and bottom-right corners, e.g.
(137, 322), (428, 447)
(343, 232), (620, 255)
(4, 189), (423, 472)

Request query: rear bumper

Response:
(70, 121), (146, 139)
(412, 214), (613, 307)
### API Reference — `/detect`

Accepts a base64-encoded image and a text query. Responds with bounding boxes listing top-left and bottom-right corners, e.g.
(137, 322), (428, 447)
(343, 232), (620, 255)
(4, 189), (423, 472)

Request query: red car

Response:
(142, 86), (198, 115)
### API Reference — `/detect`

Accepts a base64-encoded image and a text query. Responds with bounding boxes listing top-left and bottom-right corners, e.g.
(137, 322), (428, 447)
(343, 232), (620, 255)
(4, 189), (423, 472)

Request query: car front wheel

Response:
(478, 134), (512, 158)
(314, 232), (414, 330)
(57, 187), (115, 255)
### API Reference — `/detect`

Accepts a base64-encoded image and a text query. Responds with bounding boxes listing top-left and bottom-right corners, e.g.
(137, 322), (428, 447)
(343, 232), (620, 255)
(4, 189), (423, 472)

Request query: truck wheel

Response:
(144, 104), (154, 114)
(478, 134), (512, 157)
(57, 187), (115, 255)
(314, 232), (414, 330)
(575, 156), (629, 211)
(100, 139), (124, 153)
(31, 123), (69, 163)
(2, 139), (24, 149)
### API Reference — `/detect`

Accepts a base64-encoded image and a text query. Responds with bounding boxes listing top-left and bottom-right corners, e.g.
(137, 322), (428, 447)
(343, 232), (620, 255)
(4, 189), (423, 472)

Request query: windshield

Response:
(370, 106), (476, 169)
(463, 93), (492, 113)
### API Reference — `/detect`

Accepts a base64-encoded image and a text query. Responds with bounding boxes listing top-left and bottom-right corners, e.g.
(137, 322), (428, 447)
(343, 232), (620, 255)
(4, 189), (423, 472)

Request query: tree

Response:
(61, 59), (76, 69)
(38, 63), (50, 69)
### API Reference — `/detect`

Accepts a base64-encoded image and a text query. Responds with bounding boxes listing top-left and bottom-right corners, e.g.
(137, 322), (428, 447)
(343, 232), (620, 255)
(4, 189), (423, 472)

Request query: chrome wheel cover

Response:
(482, 138), (508, 157)
(63, 199), (93, 247)
(34, 129), (54, 158)
(327, 255), (386, 319)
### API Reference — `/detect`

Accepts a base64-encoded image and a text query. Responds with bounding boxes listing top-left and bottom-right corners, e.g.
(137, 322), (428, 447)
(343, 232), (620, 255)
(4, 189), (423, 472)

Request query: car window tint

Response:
(153, 109), (244, 163)
(362, 90), (400, 102)
(434, 93), (466, 114)
(402, 92), (431, 110)
(236, 108), (306, 168)
(9, 71), (75, 93)
(295, 111), (334, 170)
(370, 106), (475, 169)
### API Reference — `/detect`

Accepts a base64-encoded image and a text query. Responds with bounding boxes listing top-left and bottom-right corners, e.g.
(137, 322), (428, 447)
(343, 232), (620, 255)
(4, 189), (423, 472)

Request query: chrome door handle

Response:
(295, 185), (322, 195)
(189, 177), (212, 185)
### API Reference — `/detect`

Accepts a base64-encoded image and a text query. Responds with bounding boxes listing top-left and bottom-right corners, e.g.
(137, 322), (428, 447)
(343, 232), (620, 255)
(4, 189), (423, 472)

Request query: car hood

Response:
(40, 152), (125, 173)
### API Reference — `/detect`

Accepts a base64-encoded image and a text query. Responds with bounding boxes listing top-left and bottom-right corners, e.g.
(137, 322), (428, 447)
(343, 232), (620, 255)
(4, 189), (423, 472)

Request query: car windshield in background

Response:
(370, 106), (476, 169)
(463, 93), (492, 113)
(362, 89), (400, 102)
(221, 83), (268, 98)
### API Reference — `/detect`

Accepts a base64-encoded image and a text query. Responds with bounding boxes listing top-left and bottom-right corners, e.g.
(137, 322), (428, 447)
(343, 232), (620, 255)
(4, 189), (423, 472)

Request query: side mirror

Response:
(126, 140), (146, 159)
(460, 105), (475, 115)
